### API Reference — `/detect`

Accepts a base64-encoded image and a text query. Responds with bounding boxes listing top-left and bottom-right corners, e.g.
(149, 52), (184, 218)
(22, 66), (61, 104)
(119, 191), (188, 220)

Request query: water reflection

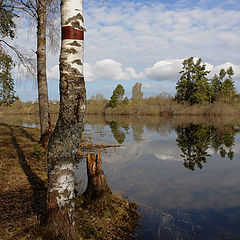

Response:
(1, 114), (240, 239)
(176, 124), (239, 170)
(109, 120), (129, 144)
(105, 117), (239, 171)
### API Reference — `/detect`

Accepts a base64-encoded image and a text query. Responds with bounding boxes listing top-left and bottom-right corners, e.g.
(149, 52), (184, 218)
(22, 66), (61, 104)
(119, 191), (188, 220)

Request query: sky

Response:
(11, 0), (240, 101)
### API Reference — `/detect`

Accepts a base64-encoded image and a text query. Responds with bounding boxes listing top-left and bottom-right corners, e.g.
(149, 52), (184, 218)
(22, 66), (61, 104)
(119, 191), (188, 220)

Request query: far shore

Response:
(1, 98), (240, 117)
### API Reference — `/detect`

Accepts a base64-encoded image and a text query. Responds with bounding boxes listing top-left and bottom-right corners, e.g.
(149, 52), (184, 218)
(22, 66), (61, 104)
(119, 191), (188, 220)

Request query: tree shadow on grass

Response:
(8, 125), (46, 224)
(16, 126), (38, 143)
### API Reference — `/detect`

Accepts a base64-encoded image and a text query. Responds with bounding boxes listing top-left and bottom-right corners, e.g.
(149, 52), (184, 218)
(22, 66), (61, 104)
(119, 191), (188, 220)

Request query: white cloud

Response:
(12, 0), (240, 100)
(43, 57), (240, 87)
(85, 59), (144, 82)
(143, 83), (152, 89)
(84, 63), (96, 82)
(84, 2), (240, 67)
(46, 59), (145, 83)
(144, 58), (240, 82)
(209, 63), (240, 78)
(145, 59), (183, 81)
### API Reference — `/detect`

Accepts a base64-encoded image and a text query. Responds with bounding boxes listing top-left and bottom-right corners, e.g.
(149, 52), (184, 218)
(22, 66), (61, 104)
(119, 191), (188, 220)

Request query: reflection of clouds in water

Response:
(104, 134), (240, 164)
(83, 120), (240, 211)
(103, 137), (182, 163)
(105, 153), (240, 210)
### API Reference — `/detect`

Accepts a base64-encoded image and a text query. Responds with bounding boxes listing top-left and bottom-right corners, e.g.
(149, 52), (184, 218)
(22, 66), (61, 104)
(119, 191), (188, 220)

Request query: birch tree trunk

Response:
(37, 0), (52, 146)
(44, 0), (86, 238)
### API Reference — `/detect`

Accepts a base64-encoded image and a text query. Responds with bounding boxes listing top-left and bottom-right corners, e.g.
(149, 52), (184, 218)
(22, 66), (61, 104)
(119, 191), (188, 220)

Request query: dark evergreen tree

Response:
(0, 0), (16, 39)
(210, 74), (222, 102)
(222, 67), (235, 101)
(0, 0), (17, 105)
(209, 67), (236, 103)
(109, 84), (125, 108)
(0, 52), (17, 105)
(175, 57), (210, 105)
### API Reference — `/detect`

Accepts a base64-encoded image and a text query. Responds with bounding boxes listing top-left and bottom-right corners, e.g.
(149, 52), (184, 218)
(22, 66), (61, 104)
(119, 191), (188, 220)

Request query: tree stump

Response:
(83, 152), (111, 201)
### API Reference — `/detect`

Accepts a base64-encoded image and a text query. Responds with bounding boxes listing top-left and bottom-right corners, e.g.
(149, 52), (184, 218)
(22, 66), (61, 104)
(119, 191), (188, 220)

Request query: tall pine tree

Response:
(175, 57), (210, 105)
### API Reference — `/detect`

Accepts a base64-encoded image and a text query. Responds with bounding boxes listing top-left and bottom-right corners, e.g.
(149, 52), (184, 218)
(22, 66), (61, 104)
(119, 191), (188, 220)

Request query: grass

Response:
(0, 123), (47, 240)
(0, 123), (138, 240)
(2, 97), (240, 117)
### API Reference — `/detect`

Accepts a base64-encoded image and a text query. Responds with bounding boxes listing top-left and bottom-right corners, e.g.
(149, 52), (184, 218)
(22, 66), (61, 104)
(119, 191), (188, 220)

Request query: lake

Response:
(2, 114), (240, 239)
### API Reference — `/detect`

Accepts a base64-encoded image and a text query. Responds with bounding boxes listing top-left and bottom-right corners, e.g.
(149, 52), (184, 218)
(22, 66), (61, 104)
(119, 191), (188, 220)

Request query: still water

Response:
(80, 115), (240, 240)
(2, 114), (240, 239)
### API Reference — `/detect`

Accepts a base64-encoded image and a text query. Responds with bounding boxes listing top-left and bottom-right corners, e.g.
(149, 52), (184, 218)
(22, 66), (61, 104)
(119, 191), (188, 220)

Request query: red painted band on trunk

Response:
(62, 26), (84, 40)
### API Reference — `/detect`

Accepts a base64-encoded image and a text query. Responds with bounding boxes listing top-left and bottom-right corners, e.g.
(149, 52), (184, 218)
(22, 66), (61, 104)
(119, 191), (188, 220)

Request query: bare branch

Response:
(0, 39), (36, 78)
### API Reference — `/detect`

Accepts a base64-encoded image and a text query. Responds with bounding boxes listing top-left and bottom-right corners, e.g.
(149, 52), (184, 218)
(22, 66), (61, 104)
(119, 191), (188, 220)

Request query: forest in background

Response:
(2, 56), (239, 117)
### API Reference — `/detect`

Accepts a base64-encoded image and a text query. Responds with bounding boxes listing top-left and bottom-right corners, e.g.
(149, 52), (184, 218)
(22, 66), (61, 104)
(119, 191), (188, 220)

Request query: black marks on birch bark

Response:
(74, 95), (85, 123)
(63, 48), (77, 54)
(71, 20), (81, 29)
(58, 75), (86, 125)
(68, 41), (81, 47)
(71, 67), (81, 76)
(71, 59), (82, 65)
(65, 13), (84, 26)
(60, 62), (82, 76)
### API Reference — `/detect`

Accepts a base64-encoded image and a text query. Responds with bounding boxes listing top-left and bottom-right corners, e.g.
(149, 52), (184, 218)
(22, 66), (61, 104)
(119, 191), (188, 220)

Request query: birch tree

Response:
(44, 0), (86, 238)
(9, 0), (60, 146)
(37, 0), (52, 146)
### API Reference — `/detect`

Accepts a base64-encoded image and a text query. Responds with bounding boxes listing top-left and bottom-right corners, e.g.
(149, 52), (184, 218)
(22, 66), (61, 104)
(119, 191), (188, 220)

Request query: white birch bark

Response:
(60, 0), (84, 76)
(45, 0), (86, 238)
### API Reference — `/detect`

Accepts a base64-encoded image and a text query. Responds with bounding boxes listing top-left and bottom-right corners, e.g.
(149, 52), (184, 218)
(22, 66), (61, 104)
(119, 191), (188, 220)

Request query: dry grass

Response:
(0, 123), (138, 240)
(75, 193), (139, 240)
(1, 97), (240, 117)
(0, 123), (47, 240)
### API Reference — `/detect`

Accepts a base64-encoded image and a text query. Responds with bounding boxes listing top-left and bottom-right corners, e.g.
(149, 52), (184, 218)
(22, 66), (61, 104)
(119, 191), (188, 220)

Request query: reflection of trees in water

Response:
(108, 117), (173, 143)
(211, 126), (235, 160)
(176, 124), (239, 170)
(176, 124), (211, 170)
(109, 121), (129, 144)
(132, 124), (144, 142)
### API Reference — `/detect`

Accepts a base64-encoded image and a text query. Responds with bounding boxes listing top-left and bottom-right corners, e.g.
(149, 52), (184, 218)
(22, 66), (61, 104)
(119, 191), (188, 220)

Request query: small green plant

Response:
(31, 144), (43, 160)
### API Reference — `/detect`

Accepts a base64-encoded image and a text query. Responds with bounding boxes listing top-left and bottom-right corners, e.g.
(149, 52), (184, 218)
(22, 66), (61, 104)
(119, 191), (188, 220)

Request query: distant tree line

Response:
(175, 57), (236, 105)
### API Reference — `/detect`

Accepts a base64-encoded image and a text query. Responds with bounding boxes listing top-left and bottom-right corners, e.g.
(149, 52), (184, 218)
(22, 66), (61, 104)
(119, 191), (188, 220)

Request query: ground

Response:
(0, 123), (138, 240)
(0, 123), (47, 239)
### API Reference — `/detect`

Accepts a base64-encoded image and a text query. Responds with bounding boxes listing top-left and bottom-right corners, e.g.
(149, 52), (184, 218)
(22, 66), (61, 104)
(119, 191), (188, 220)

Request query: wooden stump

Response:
(83, 152), (111, 200)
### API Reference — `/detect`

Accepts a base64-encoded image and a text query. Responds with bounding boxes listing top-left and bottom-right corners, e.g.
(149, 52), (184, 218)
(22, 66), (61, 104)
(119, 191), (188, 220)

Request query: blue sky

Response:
(12, 0), (240, 101)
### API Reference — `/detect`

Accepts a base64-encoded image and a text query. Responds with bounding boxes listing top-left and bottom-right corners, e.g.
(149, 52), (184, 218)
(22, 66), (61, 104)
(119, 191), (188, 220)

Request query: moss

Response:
(75, 193), (139, 240)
